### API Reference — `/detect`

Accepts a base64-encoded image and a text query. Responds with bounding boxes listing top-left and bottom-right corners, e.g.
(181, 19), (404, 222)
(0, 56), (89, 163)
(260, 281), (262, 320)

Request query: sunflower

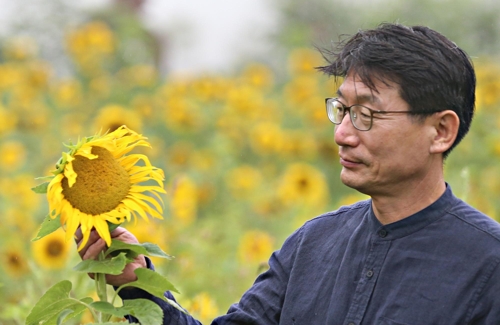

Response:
(237, 230), (274, 265)
(169, 175), (197, 226)
(93, 104), (143, 134)
(277, 162), (329, 209)
(32, 227), (71, 269)
(186, 292), (219, 324)
(46, 125), (165, 250)
(2, 243), (30, 278)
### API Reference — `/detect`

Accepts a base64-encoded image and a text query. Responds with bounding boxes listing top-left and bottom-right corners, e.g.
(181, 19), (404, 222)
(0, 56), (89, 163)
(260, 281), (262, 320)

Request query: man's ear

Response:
(429, 110), (460, 154)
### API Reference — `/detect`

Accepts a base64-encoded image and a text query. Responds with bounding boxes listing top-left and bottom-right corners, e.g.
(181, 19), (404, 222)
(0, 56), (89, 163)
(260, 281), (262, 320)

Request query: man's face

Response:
(334, 72), (435, 196)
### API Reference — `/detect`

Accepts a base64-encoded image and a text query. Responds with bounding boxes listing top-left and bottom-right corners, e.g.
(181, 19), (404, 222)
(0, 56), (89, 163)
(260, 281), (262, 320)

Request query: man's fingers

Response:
(80, 237), (107, 260)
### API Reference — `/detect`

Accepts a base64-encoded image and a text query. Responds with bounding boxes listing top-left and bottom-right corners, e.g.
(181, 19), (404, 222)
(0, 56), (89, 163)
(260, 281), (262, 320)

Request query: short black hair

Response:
(317, 23), (476, 158)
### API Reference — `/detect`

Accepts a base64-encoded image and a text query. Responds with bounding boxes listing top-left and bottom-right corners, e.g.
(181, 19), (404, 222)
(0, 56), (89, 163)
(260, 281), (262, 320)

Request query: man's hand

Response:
(75, 227), (147, 287)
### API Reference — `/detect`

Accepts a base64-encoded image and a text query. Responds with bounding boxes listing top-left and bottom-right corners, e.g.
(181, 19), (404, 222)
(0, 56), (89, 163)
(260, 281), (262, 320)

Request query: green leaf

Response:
(73, 252), (128, 275)
(116, 268), (186, 314)
(90, 299), (162, 325)
(32, 214), (61, 241)
(31, 181), (50, 194)
(105, 240), (172, 259)
(25, 280), (93, 325)
(56, 309), (74, 325)
(108, 221), (121, 232)
(85, 321), (132, 325)
(89, 301), (127, 318)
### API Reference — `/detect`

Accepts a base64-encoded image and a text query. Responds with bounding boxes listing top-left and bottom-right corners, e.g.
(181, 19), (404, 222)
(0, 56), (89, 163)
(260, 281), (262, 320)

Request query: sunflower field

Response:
(1, 19), (500, 325)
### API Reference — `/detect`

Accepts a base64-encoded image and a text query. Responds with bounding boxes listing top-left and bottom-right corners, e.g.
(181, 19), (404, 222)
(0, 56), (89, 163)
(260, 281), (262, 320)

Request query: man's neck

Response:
(371, 177), (446, 225)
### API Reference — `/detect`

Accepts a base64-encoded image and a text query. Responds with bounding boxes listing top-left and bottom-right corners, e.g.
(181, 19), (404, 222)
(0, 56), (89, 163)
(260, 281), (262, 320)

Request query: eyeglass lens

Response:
(328, 99), (372, 130)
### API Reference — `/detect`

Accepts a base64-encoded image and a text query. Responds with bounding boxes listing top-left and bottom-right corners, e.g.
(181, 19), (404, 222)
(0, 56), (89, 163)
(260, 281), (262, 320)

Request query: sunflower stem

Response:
(95, 251), (109, 322)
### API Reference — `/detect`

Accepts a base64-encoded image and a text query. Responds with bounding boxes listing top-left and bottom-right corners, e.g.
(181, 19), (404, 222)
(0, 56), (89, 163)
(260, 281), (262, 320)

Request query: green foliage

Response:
(32, 214), (61, 241)
(25, 280), (92, 325)
(73, 253), (128, 275)
(119, 268), (180, 296)
(91, 299), (163, 325)
(105, 240), (172, 260)
(31, 181), (50, 194)
(26, 240), (179, 325)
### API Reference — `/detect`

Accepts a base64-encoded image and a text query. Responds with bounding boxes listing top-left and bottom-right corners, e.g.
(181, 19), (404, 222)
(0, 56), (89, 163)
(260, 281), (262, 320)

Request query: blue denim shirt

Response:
(120, 184), (500, 324)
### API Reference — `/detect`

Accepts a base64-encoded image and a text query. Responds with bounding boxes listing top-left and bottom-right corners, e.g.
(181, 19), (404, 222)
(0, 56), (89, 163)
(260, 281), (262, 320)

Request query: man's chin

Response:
(340, 175), (371, 195)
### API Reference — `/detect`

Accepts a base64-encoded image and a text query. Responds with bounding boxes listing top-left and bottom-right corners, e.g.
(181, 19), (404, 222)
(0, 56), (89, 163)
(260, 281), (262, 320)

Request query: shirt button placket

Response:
(378, 229), (388, 238)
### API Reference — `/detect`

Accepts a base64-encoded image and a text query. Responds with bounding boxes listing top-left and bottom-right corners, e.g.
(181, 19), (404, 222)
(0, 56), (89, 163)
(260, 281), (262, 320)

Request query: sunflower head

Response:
(42, 125), (165, 250)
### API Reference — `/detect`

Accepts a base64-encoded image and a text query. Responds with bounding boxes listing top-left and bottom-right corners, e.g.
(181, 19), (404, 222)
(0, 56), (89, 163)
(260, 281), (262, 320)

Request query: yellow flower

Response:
(0, 140), (27, 172)
(52, 79), (83, 109)
(167, 141), (195, 169)
(277, 162), (329, 208)
(2, 243), (29, 278)
(32, 228), (71, 269)
(46, 125), (166, 249)
(238, 230), (274, 265)
(188, 292), (219, 324)
(225, 165), (262, 199)
(475, 61), (500, 110)
(280, 129), (318, 159)
(240, 63), (274, 90)
(0, 63), (23, 90)
(23, 60), (52, 90)
(170, 175), (198, 226)
(249, 122), (284, 155)
(0, 174), (41, 212)
(93, 104), (143, 133)
(287, 48), (323, 75)
(164, 97), (202, 133)
(284, 75), (319, 105)
(191, 76), (229, 102)
(225, 85), (265, 118)
(4, 207), (37, 237)
(66, 21), (115, 64)
(0, 105), (18, 135)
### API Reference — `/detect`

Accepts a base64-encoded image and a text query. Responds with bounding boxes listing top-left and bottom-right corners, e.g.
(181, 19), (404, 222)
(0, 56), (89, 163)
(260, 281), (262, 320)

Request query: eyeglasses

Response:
(325, 97), (413, 131)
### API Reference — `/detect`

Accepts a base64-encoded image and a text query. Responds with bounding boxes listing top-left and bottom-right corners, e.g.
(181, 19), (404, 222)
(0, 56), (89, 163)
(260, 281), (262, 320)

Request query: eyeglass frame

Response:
(325, 97), (416, 131)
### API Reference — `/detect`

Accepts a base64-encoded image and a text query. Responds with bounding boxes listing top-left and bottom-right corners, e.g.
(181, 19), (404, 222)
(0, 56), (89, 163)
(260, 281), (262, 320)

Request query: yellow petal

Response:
(93, 216), (111, 247)
(122, 198), (149, 221)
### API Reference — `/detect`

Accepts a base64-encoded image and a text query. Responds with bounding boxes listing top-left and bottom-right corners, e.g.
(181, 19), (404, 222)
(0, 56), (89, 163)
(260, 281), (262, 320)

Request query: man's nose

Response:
(334, 112), (359, 147)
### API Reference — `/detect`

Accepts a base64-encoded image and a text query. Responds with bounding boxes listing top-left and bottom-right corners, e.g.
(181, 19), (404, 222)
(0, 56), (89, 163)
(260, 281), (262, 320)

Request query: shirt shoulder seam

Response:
(445, 208), (500, 244)
(305, 200), (371, 224)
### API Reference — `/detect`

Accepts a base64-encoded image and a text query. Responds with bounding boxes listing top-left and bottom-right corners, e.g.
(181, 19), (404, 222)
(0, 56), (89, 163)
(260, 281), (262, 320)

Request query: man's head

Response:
(318, 23), (476, 158)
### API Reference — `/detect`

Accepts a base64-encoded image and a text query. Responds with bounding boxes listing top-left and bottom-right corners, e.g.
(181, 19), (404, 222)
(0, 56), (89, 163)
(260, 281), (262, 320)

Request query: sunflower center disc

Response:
(61, 146), (130, 215)
(47, 240), (64, 257)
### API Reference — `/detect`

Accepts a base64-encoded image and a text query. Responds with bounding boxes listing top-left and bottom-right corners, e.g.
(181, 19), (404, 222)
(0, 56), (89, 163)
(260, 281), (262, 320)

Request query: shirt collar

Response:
(367, 183), (454, 240)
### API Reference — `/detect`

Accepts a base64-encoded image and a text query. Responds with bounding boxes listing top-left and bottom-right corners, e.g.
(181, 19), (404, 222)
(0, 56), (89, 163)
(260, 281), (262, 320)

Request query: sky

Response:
(0, 0), (278, 75)
(141, 0), (278, 75)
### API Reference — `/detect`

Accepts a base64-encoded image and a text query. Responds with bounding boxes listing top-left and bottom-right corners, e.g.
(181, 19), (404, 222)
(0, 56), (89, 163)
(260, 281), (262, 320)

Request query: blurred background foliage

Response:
(1, 0), (500, 324)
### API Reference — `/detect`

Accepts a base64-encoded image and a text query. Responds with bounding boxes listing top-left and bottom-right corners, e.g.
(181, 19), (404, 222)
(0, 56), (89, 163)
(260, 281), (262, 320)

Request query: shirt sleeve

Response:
(211, 228), (302, 325)
(466, 257), (500, 324)
(118, 228), (301, 325)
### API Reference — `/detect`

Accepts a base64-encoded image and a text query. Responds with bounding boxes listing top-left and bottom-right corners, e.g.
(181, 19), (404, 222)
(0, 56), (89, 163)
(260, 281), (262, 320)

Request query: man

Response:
(78, 23), (500, 324)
